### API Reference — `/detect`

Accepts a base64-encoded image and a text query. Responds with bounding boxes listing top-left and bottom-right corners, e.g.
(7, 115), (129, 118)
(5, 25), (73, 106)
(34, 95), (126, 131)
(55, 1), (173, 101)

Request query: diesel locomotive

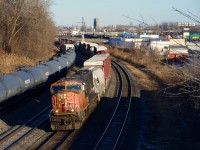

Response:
(50, 49), (111, 130)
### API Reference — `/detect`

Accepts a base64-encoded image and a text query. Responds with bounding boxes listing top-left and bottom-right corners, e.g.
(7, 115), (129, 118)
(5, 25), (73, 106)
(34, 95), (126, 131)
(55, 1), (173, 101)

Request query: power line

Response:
(172, 7), (200, 24)
(187, 11), (200, 21)
(122, 15), (148, 26)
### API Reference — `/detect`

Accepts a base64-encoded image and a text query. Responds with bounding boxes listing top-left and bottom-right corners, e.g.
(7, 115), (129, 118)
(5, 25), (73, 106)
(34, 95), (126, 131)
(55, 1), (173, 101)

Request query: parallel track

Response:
(0, 59), (133, 149)
(36, 131), (72, 150)
(0, 106), (51, 149)
(94, 61), (132, 150)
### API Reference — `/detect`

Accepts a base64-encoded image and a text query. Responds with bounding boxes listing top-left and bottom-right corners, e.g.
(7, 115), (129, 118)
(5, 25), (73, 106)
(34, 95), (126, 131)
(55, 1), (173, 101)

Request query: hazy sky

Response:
(50, 0), (200, 27)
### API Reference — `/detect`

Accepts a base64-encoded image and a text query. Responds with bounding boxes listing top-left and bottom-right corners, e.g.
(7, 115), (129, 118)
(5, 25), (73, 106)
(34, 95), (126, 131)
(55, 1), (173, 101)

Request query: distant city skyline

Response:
(50, 0), (200, 27)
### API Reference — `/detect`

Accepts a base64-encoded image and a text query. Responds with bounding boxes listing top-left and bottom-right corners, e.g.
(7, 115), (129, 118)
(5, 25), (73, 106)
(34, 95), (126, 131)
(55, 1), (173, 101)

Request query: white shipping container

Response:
(96, 46), (107, 52)
(84, 54), (109, 66)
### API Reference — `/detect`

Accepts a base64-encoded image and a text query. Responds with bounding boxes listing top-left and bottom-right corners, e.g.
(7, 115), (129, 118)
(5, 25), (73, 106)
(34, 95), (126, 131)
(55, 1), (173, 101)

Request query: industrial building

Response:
(94, 18), (100, 31)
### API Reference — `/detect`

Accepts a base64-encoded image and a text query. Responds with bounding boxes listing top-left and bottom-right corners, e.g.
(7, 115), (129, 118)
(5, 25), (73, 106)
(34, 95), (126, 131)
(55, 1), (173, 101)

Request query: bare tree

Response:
(0, 0), (56, 58)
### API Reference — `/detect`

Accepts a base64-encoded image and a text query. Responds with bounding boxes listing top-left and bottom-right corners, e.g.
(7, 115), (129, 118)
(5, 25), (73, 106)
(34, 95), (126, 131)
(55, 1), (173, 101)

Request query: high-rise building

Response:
(94, 18), (100, 31)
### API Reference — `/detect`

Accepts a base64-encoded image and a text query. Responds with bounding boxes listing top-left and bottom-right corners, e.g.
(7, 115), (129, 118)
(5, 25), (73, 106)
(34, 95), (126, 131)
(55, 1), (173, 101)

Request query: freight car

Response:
(60, 44), (75, 52)
(84, 54), (111, 88)
(50, 52), (111, 130)
(0, 45), (76, 103)
(77, 42), (98, 57)
(89, 45), (109, 57)
(77, 42), (108, 58)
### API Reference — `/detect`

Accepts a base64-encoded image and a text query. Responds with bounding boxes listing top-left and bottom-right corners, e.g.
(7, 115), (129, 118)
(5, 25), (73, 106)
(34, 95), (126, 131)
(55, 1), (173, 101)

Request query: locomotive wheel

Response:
(51, 122), (56, 131)
(74, 121), (82, 129)
(85, 106), (89, 116)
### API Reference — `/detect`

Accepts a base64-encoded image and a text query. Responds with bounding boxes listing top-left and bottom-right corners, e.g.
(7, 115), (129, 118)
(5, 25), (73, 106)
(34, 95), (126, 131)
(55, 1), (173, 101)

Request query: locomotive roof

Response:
(68, 67), (99, 84)
(51, 77), (83, 86)
(66, 67), (97, 80)
(51, 66), (103, 88)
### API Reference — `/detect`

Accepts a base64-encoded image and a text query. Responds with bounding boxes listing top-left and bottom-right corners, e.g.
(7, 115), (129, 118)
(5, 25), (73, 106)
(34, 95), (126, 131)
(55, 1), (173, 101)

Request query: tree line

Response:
(0, 0), (56, 59)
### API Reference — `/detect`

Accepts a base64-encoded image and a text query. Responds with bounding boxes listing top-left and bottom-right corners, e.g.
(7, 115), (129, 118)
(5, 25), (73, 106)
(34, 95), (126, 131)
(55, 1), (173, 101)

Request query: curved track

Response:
(94, 60), (132, 150)
(0, 59), (134, 149)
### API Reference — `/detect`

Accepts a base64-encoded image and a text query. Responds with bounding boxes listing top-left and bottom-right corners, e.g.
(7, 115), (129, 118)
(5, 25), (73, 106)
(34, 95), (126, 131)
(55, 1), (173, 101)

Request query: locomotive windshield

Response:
(51, 85), (65, 94)
(66, 84), (81, 92)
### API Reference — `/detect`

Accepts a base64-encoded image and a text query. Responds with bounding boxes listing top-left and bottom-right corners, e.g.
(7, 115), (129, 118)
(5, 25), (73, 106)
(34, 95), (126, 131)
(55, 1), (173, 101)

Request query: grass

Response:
(0, 49), (36, 75)
(108, 46), (200, 109)
(108, 46), (184, 90)
(122, 61), (159, 90)
(0, 48), (56, 75)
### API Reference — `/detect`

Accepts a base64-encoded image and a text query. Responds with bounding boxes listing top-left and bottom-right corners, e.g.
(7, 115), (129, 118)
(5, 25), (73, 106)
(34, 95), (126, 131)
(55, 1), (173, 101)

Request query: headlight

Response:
(58, 94), (63, 101)
(56, 110), (58, 113)
(71, 109), (74, 112)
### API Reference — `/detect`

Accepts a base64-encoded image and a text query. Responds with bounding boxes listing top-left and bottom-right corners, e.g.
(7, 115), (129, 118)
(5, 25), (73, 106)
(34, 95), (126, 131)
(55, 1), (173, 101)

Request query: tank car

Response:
(0, 44), (76, 103)
(50, 66), (106, 130)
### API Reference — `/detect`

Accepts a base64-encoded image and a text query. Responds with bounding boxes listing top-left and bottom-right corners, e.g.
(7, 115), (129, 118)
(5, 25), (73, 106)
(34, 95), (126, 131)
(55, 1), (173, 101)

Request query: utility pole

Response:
(81, 17), (86, 42)
(81, 17), (86, 32)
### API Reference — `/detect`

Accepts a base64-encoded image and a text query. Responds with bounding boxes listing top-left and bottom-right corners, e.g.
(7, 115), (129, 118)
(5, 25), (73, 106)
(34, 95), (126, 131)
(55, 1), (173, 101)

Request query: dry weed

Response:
(123, 61), (159, 90)
(108, 46), (183, 88)
(0, 49), (35, 75)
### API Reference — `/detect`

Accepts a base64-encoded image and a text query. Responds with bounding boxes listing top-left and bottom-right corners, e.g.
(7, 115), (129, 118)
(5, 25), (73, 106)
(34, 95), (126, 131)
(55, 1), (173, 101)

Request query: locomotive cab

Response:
(51, 82), (86, 114)
(50, 79), (89, 130)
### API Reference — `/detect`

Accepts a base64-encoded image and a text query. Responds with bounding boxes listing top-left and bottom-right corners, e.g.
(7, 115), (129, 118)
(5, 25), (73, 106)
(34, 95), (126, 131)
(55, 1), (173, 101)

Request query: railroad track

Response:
(0, 59), (133, 149)
(93, 60), (132, 150)
(35, 131), (72, 150)
(0, 106), (52, 149)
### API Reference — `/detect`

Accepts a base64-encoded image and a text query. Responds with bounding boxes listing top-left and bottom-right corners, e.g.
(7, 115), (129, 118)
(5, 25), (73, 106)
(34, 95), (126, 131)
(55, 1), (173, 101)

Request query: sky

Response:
(50, 0), (200, 27)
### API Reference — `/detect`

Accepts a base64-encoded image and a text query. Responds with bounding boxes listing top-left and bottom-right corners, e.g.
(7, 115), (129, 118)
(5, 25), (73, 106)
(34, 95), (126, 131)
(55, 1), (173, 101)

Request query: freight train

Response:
(0, 44), (76, 103)
(50, 47), (111, 130)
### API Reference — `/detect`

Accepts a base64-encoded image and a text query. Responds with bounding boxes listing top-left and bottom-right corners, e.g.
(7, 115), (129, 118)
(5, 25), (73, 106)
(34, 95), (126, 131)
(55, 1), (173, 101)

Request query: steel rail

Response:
(0, 105), (52, 149)
(94, 60), (132, 150)
(36, 131), (72, 150)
